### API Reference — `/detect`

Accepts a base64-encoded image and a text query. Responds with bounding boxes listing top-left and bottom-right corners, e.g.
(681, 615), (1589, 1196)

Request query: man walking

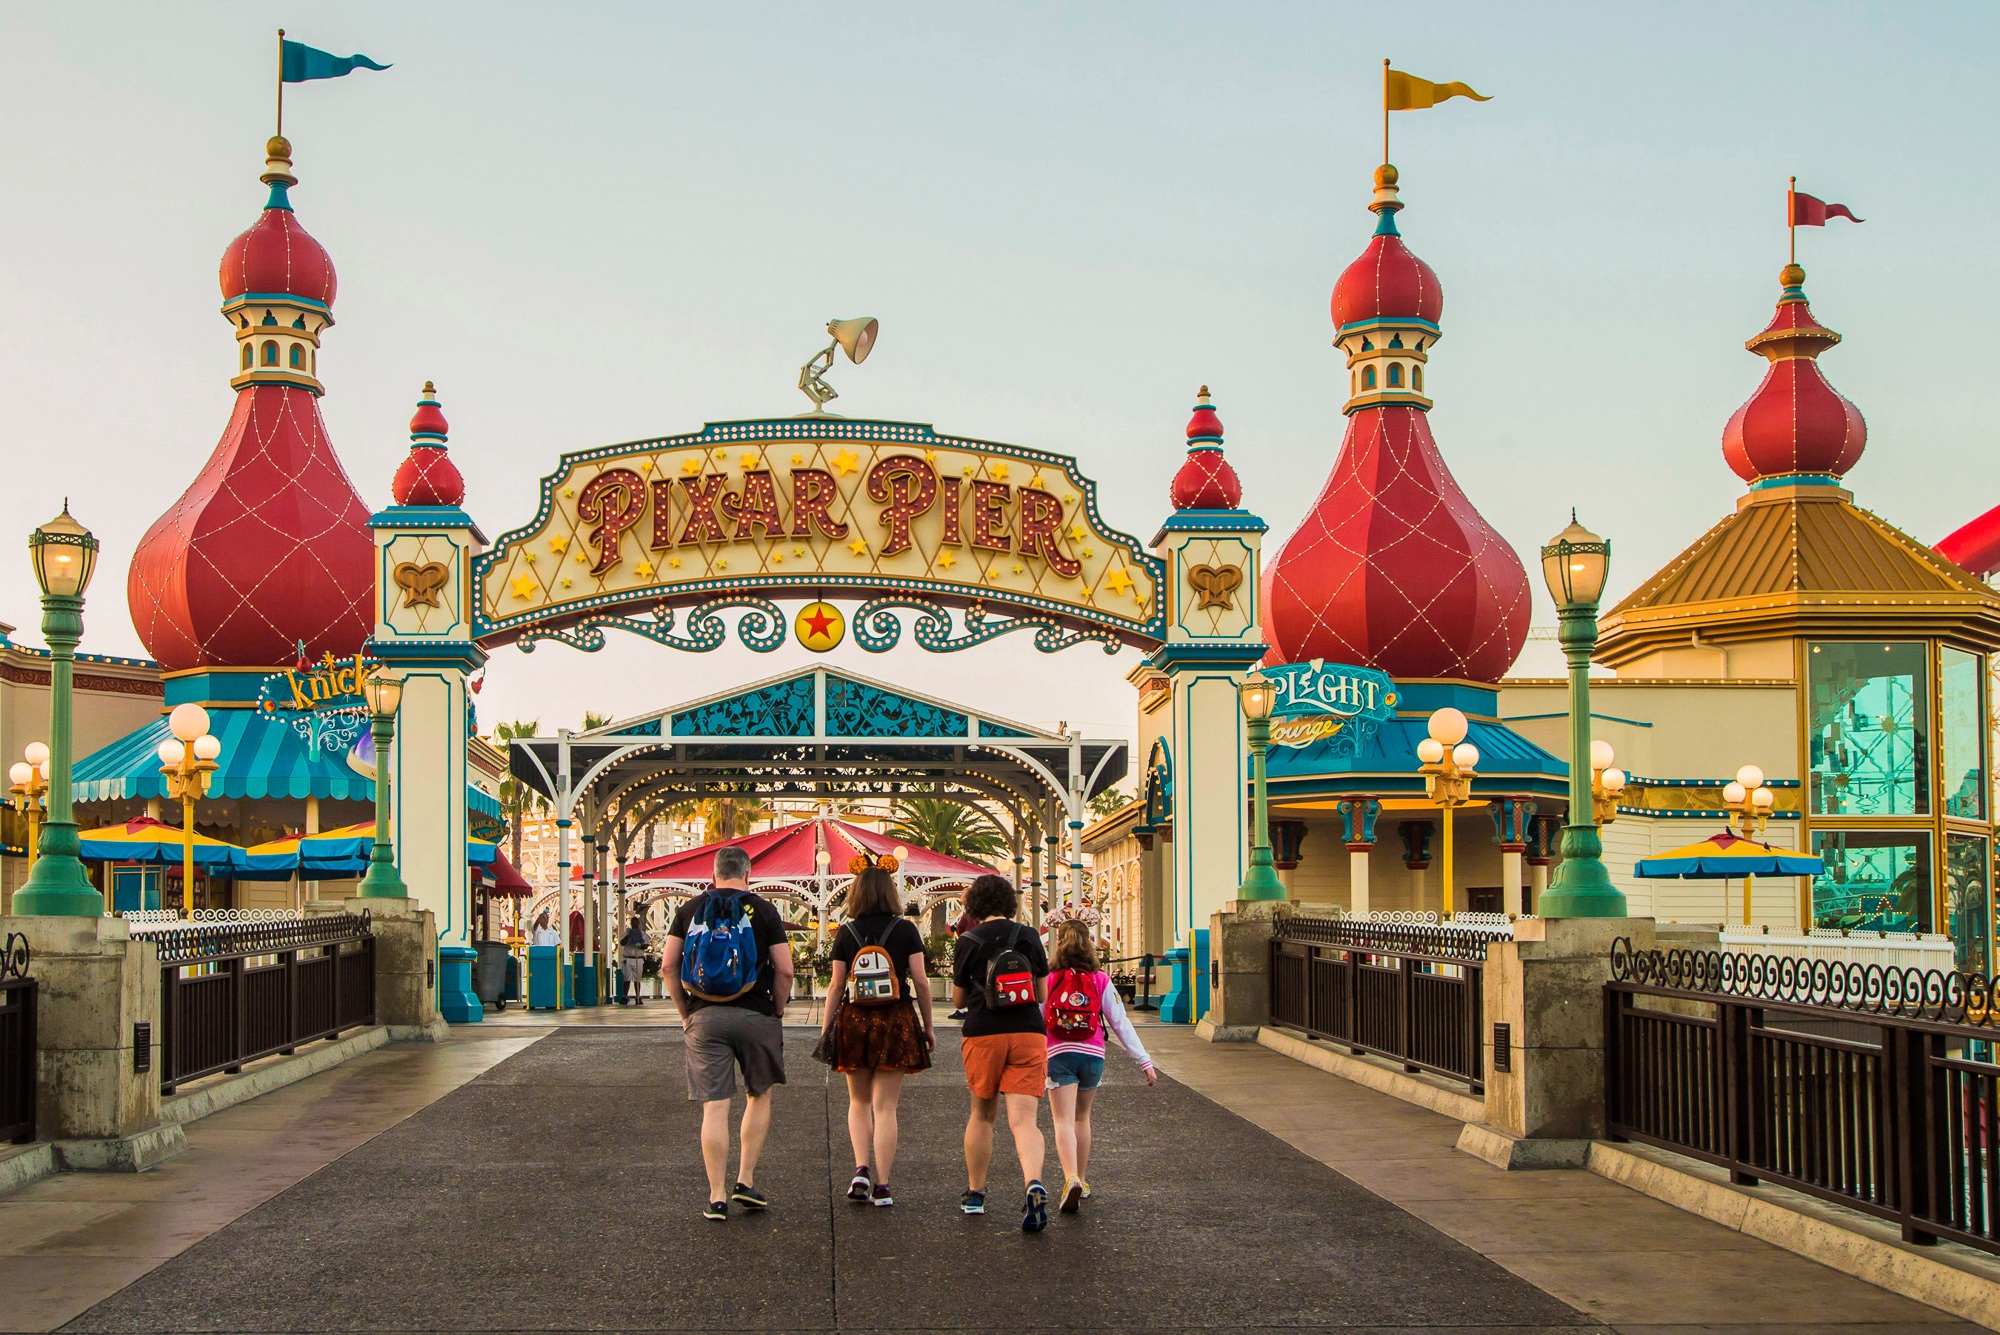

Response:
(663, 846), (794, 1220)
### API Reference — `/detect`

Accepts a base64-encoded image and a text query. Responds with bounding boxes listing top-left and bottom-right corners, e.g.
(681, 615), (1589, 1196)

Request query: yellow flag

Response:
(1385, 69), (1491, 111)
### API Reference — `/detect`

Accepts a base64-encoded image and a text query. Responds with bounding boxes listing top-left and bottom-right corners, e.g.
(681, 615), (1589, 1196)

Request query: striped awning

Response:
(74, 709), (372, 804)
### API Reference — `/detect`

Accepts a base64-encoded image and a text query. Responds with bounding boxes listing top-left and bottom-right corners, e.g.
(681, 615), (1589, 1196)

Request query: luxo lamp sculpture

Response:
(798, 317), (879, 413)
(1416, 708), (1479, 916)
(13, 505), (104, 917)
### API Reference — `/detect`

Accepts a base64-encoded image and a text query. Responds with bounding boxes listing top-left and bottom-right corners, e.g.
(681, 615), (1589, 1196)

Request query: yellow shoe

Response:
(1079, 1179), (1092, 1199)
(1059, 1178), (1084, 1213)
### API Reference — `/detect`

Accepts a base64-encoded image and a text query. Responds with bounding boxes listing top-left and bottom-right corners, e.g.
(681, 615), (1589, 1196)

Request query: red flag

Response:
(1790, 191), (1864, 227)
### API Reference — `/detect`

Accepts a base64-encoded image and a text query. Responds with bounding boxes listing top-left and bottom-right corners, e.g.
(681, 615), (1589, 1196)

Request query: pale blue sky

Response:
(2, 3), (1995, 756)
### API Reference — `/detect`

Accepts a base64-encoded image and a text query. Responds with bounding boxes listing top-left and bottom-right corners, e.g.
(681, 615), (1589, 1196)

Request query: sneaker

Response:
(1059, 1178), (1084, 1214)
(848, 1165), (873, 1202)
(947, 1008), (968, 1021)
(703, 1199), (728, 1221)
(959, 1189), (986, 1215)
(1022, 1182), (1049, 1233)
(731, 1183), (768, 1211)
(1079, 1179), (1092, 1200)
(871, 1183), (894, 1208)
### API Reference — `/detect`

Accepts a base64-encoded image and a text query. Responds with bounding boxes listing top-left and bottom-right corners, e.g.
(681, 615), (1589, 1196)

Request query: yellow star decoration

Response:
(923, 449), (937, 464)
(1068, 523), (1087, 541)
(548, 535), (568, 554)
(560, 577), (573, 589)
(713, 449), (728, 459)
(773, 551), (784, 563)
(1082, 548), (1094, 559)
(635, 561), (655, 579)
(561, 485), (575, 498)
(716, 559), (727, 571)
(961, 464), (976, 476)
(575, 547), (591, 564)
(937, 549), (957, 570)
(681, 457), (702, 476)
(1064, 493), (1076, 504)
(739, 452), (759, 469)
(1080, 586), (1092, 597)
(1105, 568), (1134, 596)
(791, 453), (804, 466)
(792, 546), (805, 558)
(523, 551), (539, 565)
(1027, 475), (1043, 489)
(639, 458), (655, 475)
(831, 448), (860, 476)
(509, 576), (537, 601)
(984, 569), (1000, 582)
(847, 536), (869, 557)
(989, 461), (1010, 480)
(669, 556), (682, 569)
(1011, 563), (1024, 575)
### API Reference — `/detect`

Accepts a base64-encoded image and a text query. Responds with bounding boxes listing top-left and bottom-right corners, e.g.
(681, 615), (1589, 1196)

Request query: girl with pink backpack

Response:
(1043, 918), (1155, 1213)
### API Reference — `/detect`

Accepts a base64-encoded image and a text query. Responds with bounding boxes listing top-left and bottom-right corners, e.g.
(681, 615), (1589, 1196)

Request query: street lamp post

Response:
(1235, 670), (1287, 902)
(1416, 708), (1479, 917)
(1590, 739), (1629, 827)
(358, 671), (408, 899)
(1722, 764), (1775, 927)
(157, 704), (221, 914)
(10, 744), (49, 866)
(13, 505), (103, 917)
(1537, 514), (1628, 917)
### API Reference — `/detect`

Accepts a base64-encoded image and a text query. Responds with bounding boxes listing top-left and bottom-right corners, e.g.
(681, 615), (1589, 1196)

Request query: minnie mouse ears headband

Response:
(848, 852), (900, 875)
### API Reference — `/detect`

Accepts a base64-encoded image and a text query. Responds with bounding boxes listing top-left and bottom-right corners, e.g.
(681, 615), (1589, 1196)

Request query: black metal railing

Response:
(1104, 953), (1158, 1012)
(1269, 918), (1487, 1091)
(156, 912), (375, 1095)
(0, 934), (34, 1144)
(1606, 936), (2000, 1257)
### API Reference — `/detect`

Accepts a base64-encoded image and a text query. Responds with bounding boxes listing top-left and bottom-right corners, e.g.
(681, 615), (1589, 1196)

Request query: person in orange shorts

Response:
(951, 873), (1052, 1231)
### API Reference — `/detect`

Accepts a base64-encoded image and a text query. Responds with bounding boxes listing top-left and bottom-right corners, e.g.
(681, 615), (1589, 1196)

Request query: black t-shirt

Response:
(952, 918), (1049, 1038)
(829, 914), (926, 1000)
(668, 889), (789, 1017)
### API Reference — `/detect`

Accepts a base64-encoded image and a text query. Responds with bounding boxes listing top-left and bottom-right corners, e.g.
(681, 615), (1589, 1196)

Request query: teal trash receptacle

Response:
(574, 960), (600, 1008)
(527, 946), (572, 1010)
(1159, 946), (1193, 1023)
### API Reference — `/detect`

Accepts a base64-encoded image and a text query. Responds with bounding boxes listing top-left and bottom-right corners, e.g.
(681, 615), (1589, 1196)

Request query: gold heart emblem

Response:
(1186, 562), (1242, 611)
(393, 561), (450, 609)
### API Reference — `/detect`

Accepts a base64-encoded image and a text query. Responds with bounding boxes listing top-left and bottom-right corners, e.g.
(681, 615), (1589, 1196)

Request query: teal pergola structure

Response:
(506, 665), (1127, 961)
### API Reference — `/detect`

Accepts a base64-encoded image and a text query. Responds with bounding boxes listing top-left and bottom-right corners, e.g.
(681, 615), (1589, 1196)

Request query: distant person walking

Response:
(618, 913), (649, 1005)
(1043, 918), (1155, 1213)
(951, 873), (1052, 1231)
(529, 910), (559, 947)
(822, 866), (934, 1208)
(663, 847), (794, 1221)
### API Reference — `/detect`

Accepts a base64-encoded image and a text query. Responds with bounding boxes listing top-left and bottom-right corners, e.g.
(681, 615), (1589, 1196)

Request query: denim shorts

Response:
(1046, 1051), (1105, 1090)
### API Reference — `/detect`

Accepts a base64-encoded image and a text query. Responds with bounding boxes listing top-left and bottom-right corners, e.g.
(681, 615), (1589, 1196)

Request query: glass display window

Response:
(1942, 648), (1987, 821)
(1811, 829), (1931, 934)
(1946, 833), (1991, 977)
(1807, 642), (1929, 817)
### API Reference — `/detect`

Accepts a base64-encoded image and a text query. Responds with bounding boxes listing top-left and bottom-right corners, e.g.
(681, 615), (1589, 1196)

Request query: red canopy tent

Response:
(475, 848), (533, 897)
(572, 816), (996, 888)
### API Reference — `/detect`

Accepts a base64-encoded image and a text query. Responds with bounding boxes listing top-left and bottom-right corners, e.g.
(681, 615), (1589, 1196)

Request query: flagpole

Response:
(1382, 58), (1391, 165)
(1788, 175), (1796, 265)
(276, 29), (286, 137)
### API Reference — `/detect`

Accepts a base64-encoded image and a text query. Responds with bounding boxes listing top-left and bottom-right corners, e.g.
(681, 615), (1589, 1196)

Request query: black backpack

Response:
(978, 923), (1038, 1009)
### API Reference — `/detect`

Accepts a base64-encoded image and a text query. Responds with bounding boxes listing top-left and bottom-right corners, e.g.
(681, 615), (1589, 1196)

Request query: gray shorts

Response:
(684, 1006), (786, 1102)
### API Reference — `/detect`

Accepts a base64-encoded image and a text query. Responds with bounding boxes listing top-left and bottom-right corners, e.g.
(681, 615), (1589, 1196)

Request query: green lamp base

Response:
(11, 821), (104, 918)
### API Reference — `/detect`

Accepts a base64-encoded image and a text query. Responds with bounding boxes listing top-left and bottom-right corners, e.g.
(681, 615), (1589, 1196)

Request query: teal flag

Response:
(281, 40), (390, 83)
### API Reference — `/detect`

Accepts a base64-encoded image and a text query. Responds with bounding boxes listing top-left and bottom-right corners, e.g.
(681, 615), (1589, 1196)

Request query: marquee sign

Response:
(472, 418), (1167, 655)
(1264, 660), (1398, 755)
(256, 651), (375, 759)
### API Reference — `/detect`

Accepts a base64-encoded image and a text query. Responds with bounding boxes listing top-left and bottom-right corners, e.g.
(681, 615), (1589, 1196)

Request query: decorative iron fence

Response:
(0, 934), (33, 1144)
(1606, 936), (2000, 1257)
(156, 912), (375, 1094)
(1269, 917), (1487, 1090)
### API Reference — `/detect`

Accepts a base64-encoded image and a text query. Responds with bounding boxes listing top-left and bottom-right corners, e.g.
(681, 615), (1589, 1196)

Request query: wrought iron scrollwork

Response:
(1608, 935), (1997, 1027)
(516, 596), (788, 655)
(851, 597), (1124, 655)
(0, 932), (28, 981)
(151, 912), (374, 967)
(1276, 915), (1493, 962)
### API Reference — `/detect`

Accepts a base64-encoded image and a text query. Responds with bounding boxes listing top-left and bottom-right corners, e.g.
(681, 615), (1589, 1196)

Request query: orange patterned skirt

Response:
(832, 1001), (932, 1074)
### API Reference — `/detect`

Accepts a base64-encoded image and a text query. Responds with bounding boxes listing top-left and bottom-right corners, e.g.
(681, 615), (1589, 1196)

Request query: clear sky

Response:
(2, 2), (1995, 765)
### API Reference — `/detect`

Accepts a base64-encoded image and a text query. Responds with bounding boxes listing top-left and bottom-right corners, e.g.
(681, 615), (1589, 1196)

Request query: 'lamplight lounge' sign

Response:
(1264, 660), (1397, 752)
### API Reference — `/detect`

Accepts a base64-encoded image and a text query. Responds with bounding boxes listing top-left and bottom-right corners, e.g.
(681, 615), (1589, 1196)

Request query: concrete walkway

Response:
(0, 1014), (1982, 1333)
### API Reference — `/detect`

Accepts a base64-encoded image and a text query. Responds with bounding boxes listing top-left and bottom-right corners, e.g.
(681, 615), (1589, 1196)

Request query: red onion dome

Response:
(1721, 264), (1865, 484)
(1263, 406), (1529, 680)
(1330, 165), (1442, 331)
(393, 382), (466, 507)
(1170, 386), (1242, 511)
(217, 137), (337, 306)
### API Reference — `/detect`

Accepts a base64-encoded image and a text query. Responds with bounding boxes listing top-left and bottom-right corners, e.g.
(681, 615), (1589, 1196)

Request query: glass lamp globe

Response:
(893, 845), (909, 860)
(22, 742), (48, 767)
(1590, 739), (1615, 770)
(8, 762), (29, 787)
(1602, 767), (1627, 792)
(28, 504), (99, 599)
(1736, 764), (1765, 790)
(1540, 515), (1610, 609)
(193, 734), (223, 762)
(158, 738), (186, 768)
(1752, 786), (1775, 810)
(1416, 737), (1446, 765)
(1451, 743), (1480, 771)
(1427, 707), (1469, 746)
(1723, 781), (1747, 805)
(1238, 670), (1275, 722)
(169, 703), (211, 744)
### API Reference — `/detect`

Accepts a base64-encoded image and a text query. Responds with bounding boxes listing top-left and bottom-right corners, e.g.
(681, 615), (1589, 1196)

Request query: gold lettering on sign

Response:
(1186, 563), (1242, 610)
(393, 560), (450, 608)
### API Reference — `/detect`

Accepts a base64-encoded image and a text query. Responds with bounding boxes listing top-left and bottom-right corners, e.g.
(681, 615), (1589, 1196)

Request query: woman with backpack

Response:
(951, 873), (1052, 1232)
(1044, 917), (1155, 1214)
(822, 864), (934, 1208)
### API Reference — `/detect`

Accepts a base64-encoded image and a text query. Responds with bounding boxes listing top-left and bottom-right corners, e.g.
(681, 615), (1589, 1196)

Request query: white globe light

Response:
(169, 703), (211, 744)
(1602, 767), (1627, 792)
(1452, 743), (1480, 771)
(1736, 764), (1765, 791)
(22, 742), (48, 767)
(1590, 739), (1615, 770)
(1415, 737), (1446, 765)
(8, 762), (29, 786)
(1427, 707), (1469, 746)
(36, 761), (47, 782)
(158, 738), (186, 768)
(1752, 786), (1776, 809)
(1723, 781), (1746, 805)
(192, 734), (223, 762)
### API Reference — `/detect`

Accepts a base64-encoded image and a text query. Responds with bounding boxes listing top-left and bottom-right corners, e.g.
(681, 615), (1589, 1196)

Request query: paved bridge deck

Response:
(0, 1014), (1978, 1333)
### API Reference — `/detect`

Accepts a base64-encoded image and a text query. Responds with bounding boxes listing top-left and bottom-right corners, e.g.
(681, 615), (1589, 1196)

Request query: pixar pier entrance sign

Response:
(369, 378), (1270, 1023)
(472, 420), (1167, 656)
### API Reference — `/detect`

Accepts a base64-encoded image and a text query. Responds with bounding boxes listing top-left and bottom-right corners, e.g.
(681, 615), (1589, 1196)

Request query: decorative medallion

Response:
(795, 600), (846, 652)
(393, 560), (449, 608)
(1186, 562), (1242, 610)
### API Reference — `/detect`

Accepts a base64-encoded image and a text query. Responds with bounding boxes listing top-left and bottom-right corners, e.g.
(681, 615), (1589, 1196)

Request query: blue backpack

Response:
(680, 891), (763, 1002)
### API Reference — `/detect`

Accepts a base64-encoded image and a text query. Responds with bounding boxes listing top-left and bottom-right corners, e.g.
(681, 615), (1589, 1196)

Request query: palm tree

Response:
(1088, 784), (1132, 820)
(582, 710), (613, 730)
(697, 795), (774, 844)
(884, 798), (1008, 863)
(493, 719), (542, 870)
